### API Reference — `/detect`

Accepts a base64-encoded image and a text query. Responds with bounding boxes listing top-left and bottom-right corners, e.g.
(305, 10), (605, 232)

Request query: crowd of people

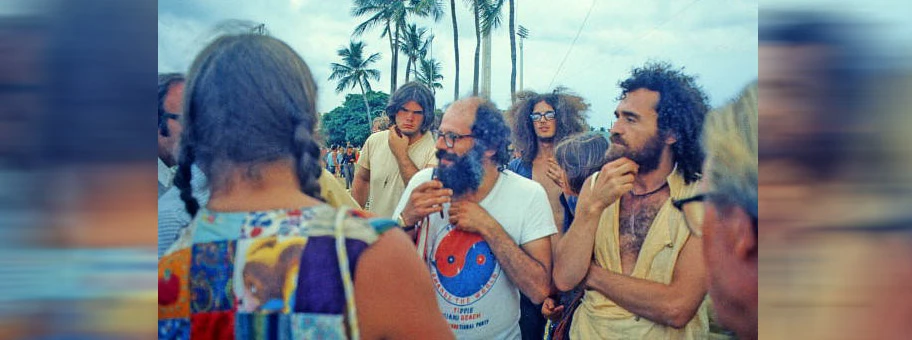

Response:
(157, 32), (757, 340)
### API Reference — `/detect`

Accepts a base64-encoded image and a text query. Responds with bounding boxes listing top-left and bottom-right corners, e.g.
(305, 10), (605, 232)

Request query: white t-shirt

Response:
(393, 168), (557, 340)
(358, 130), (438, 218)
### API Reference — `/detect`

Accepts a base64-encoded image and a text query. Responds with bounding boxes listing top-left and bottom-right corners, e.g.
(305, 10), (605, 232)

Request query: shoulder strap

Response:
(333, 208), (360, 340)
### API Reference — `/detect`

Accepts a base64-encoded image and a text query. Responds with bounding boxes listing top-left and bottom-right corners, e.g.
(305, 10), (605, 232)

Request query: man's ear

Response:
(728, 206), (758, 261)
(664, 130), (678, 145)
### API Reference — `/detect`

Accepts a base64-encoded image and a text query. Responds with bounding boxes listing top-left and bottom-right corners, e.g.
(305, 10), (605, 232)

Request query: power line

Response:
(547, 0), (596, 89)
(559, 0), (704, 82)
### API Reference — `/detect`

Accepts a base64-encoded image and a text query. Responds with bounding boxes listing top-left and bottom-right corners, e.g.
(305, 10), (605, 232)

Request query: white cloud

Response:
(159, 0), (758, 129)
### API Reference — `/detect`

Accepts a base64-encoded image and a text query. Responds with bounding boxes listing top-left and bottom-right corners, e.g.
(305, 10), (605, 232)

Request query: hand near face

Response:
(402, 180), (452, 226)
(448, 200), (498, 236)
(546, 157), (566, 188)
(388, 125), (409, 158)
(578, 157), (638, 215)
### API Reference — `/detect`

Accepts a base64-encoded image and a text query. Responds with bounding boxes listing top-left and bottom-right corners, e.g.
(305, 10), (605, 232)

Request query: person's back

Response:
(156, 33), (451, 339)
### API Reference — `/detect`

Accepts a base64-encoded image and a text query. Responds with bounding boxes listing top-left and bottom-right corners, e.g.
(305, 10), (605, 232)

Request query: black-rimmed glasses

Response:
(672, 193), (706, 237)
(530, 111), (555, 122)
(162, 112), (181, 121)
(438, 131), (474, 148)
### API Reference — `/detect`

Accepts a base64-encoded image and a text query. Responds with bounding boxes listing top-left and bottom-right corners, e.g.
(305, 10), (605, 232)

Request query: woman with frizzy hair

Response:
(158, 33), (452, 339)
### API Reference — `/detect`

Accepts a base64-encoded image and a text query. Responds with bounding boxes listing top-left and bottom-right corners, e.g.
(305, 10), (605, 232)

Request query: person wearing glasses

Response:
(553, 62), (711, 339)
(393, 97), (557, 339)
(353, 82), (439, 218)
(675, 81), (757, 340)
(158, 72), (186, 198)
(503, 89), (588, 339)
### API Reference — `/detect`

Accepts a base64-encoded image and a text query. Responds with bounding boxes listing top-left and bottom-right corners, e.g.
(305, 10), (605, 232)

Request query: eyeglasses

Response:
(437, 131), (474, 148)
(530, 111), (555, 122)
(672, 193), (706, 237)
(162, 112), (181, 121)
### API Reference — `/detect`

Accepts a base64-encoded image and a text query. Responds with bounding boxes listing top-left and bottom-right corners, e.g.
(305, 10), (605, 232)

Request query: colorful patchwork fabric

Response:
(158, 204), (386, 339)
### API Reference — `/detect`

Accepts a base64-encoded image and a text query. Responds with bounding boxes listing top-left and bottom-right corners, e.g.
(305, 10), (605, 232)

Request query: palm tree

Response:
(352, 0), (443, 94)
(329, 41), (382, 127)
(399, 24), (434, 83)
(479, 0), (504, 98)
(449, 0), (460, 101)
(466, 0), (504, 97)
(416, 57), (444, 94)
(467, 0), (481, 95)
(508, 0), (516, 102)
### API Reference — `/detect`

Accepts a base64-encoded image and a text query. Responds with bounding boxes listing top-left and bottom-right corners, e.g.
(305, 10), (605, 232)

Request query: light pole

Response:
(517, 25), (529, 92)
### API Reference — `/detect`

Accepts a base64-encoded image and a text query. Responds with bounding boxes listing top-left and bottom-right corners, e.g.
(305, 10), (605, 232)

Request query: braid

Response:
(175, 142), (200, 217)
(293, 125), (323, 201)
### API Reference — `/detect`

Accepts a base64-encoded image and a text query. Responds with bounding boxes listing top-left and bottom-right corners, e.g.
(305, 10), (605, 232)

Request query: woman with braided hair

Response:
(157, 33), (452, 339)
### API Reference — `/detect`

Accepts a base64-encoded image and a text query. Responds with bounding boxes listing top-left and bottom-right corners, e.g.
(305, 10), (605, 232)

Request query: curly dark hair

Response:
(174, 33), (322, 217)
(470, 99), (513, 169)
(617, 61), (709, 184)
(505, 89), (588, 164)
(385, 81), (436, 133)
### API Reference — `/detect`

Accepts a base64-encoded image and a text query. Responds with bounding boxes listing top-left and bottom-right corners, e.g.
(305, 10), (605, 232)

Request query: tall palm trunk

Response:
(472, 1), (481, 96)
(450, 0), (460, 101)
(358, 81), (372, 129)
(386, 21), (396, 94)
(509, 0), (516, 102)
(392, 24), (401, 91)
(405, 57), (413, 82)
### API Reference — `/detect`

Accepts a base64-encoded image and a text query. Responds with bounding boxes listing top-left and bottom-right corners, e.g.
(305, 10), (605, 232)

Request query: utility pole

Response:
(518, 25), (529, 92)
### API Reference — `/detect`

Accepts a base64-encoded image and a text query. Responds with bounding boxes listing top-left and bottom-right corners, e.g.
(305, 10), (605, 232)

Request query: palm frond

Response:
(480, 0), (504, 34)
(331, 41), (382, 95)
(352, 11), (388, 37)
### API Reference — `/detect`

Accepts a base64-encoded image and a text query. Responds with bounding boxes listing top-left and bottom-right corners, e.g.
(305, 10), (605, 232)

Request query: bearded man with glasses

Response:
(394, 97), (557, 339)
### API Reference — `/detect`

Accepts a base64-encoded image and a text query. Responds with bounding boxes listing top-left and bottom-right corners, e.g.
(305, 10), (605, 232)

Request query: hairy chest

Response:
(617, 194), (668, 262)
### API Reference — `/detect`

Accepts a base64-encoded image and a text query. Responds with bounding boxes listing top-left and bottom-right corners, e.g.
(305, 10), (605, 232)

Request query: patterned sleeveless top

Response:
(158, 204), (397, 339)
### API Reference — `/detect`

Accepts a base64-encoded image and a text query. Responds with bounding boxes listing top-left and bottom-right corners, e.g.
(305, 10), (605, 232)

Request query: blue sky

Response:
(159, 0), (758, 129)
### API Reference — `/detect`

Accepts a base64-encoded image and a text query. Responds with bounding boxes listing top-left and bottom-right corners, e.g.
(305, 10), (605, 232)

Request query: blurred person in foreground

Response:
(353, 81), (438, 218)
(157, 33), (451, 339)
(760, 10), (912, 339)
(504, 89), (588, 339)
(158, 73), (186, 198)
(393, 97), (557, 339)
(157, 153), (360, 258)
(553, 62), (711, 339)
(157, 46), (360, 257)
(541, 132), (609, 339)
(676, 81), (757, 339)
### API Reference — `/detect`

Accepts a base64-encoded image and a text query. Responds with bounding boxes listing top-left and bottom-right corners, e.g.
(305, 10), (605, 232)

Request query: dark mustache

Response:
(610, 134), (625, 146)
(436, 149), (459, 162)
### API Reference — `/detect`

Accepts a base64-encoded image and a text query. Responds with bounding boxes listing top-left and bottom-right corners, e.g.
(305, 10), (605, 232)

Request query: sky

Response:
(159, 0), (758, 129)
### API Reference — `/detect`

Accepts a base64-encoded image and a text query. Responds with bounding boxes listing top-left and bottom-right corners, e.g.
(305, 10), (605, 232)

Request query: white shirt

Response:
(357, 130), (438, 218)
(158, 157), (176, 198)
(394, 168), (557, 339)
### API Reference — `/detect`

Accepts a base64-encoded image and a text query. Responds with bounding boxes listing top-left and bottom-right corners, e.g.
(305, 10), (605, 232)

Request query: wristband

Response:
(398, 213), (417, 232)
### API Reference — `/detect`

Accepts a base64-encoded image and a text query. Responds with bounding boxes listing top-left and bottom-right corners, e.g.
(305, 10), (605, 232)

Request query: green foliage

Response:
(320, 90), (390, 148)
